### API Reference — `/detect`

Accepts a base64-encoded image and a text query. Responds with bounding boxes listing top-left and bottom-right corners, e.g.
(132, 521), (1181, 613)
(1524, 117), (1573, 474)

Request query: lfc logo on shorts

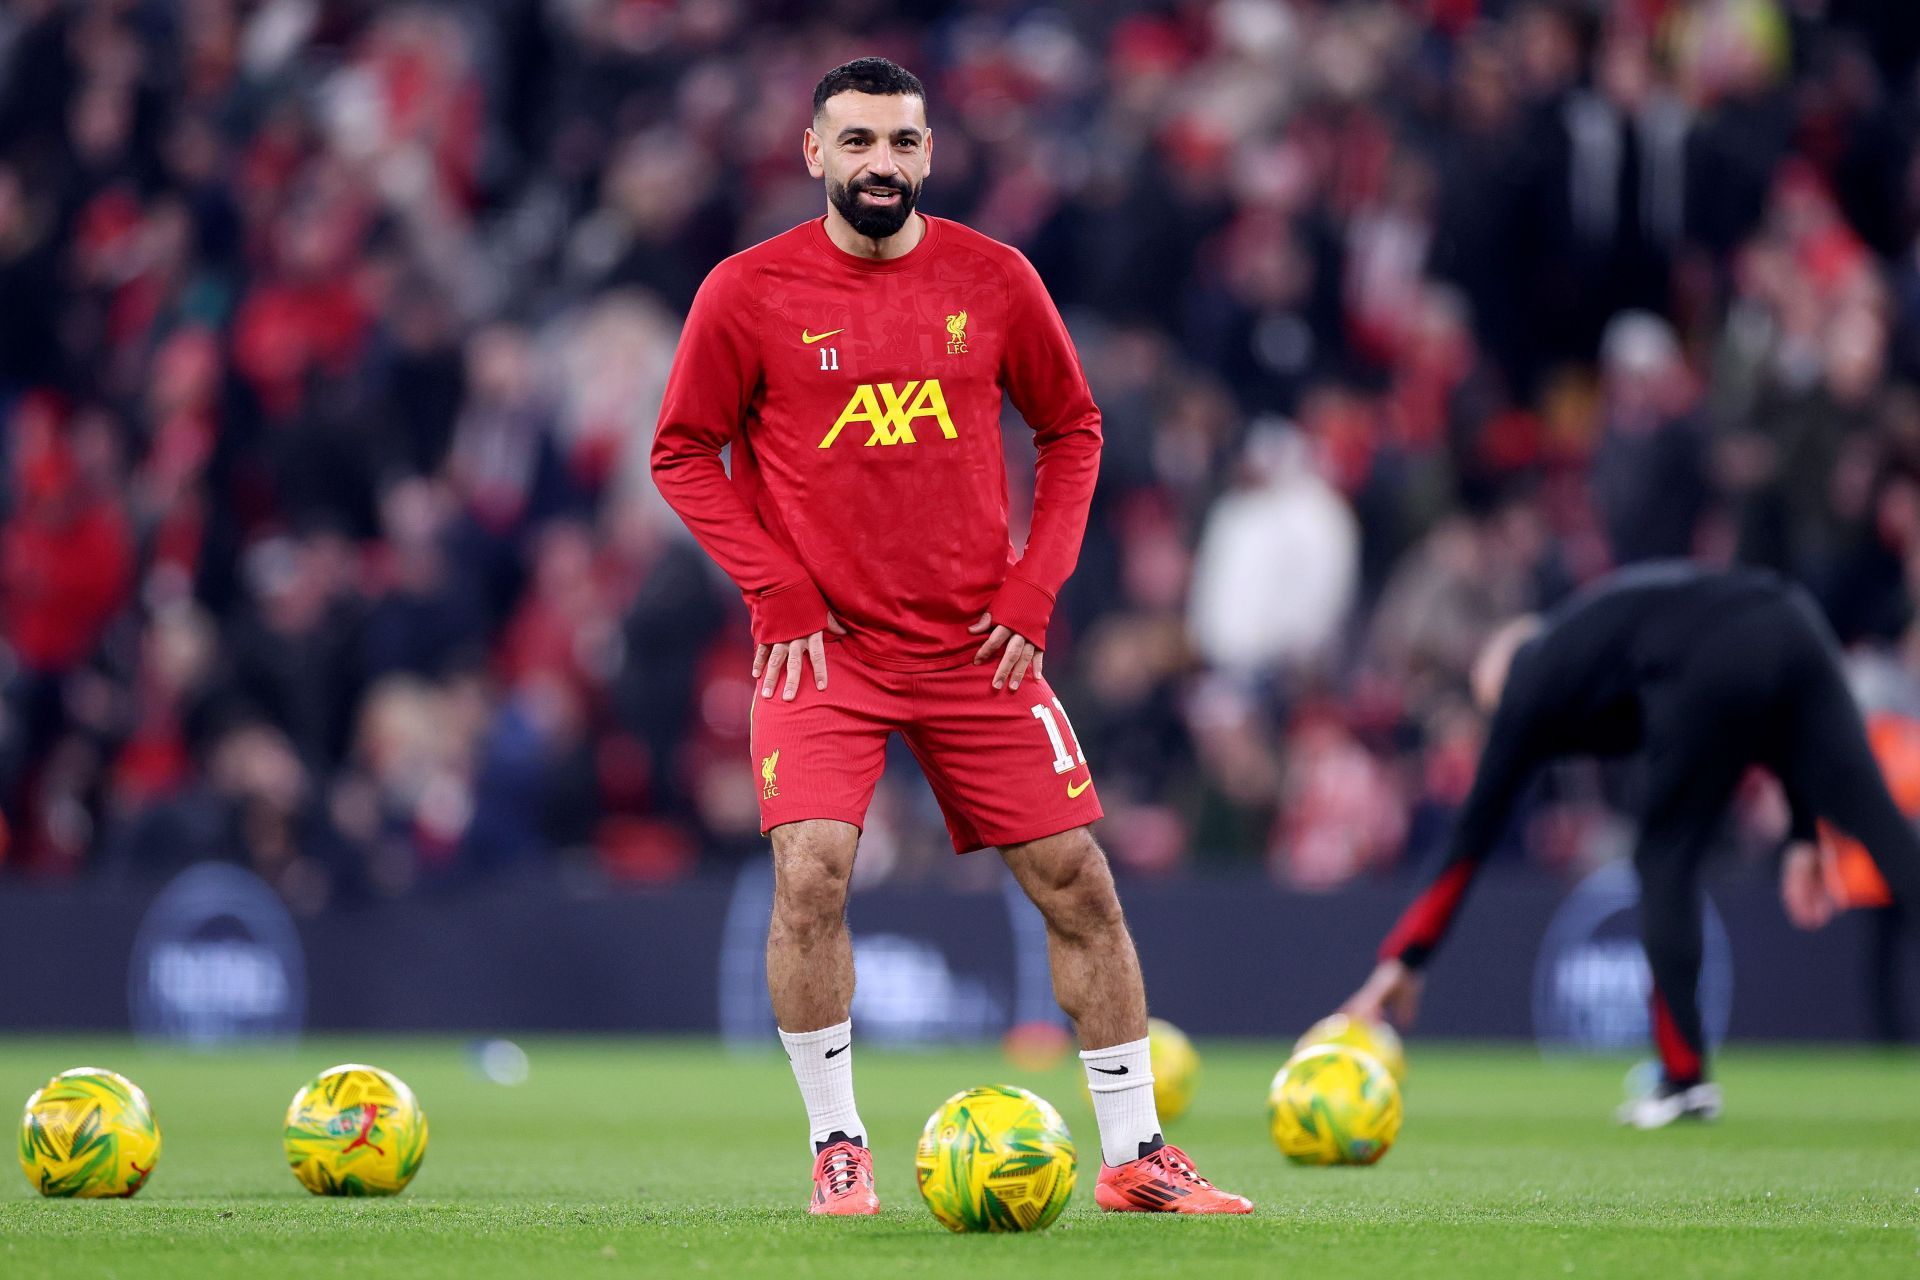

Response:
(761, 750), (781, 800)
(945, 310), (968, 354)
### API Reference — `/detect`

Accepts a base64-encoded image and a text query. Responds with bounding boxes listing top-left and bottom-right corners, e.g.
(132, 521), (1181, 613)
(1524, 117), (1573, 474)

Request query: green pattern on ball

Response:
(1268, 1045), (1403, 1166)
(17, 1068), (162, 1198)
(916, 1084), (1075, 1232)
(283, 1063), (428, 1197)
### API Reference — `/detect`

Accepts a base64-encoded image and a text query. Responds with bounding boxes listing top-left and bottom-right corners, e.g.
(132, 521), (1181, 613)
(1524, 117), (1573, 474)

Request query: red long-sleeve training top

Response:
(649, 215), (1101, 672)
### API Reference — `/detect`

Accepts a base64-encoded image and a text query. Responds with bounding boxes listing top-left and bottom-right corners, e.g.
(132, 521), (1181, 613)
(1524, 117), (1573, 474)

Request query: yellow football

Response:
(1268, 1044), (1402, 1166)
(18, 1067), (161, 1198)
(916, 1084), (1075, 1232)
(283, 1063), (428, 1196)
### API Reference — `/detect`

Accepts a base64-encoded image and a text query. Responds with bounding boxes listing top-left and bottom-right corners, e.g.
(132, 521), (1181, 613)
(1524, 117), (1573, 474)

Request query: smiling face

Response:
(805, 89), (931, 243)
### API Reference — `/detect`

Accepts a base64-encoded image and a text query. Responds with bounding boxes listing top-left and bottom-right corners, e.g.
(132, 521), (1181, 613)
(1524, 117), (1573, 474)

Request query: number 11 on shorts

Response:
(1030, 698), (1086, 775)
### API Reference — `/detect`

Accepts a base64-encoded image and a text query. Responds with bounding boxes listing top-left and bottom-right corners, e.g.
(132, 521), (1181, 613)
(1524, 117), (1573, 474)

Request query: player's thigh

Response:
(1633, 746), (1742, 874)
(750, 647), (897, 837)
(903, 667), (1102, 852)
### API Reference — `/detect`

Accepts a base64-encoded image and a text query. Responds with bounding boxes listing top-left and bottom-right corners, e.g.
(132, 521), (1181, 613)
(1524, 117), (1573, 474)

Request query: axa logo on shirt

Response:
(817, 380), (957, 448)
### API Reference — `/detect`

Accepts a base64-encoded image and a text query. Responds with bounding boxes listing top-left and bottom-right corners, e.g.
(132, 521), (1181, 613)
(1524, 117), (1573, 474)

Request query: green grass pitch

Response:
(1, 1038), (1916, 1277)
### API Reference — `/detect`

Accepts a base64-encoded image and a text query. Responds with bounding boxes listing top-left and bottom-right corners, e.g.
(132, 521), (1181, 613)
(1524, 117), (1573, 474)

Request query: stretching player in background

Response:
(650, 58), (1249, 1215)
(1341, 563), (1920, 1127)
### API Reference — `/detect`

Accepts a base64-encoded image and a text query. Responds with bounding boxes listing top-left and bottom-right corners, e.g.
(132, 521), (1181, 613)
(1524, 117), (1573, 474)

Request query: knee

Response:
(771, 840), (852, 942)
(1022, 833), (1126, 939)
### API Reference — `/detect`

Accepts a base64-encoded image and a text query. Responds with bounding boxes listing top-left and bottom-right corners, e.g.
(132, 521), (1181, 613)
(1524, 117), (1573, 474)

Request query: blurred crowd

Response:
(3, 0), (1920, 908)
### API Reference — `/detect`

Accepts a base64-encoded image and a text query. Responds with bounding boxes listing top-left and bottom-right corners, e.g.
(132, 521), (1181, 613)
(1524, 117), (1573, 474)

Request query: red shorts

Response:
(749, 641), (1102, 853)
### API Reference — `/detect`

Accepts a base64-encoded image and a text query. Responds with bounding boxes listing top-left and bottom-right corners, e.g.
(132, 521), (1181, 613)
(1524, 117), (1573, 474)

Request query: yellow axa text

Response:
(818, 379), (957, 448)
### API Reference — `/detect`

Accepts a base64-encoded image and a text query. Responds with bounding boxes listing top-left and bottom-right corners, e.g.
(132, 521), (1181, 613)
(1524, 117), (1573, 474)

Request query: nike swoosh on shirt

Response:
(801, 328), (845, 344)
(1090, 1064), (1128, 1075)
(1067, 778), (1093, 798)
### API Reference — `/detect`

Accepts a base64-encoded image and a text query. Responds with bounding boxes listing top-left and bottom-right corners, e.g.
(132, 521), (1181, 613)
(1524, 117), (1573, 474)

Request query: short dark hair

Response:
(811, 57), (926, 119)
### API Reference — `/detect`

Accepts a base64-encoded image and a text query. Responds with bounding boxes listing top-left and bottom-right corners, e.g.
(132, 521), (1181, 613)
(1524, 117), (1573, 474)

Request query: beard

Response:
(828, 172), (919, 240)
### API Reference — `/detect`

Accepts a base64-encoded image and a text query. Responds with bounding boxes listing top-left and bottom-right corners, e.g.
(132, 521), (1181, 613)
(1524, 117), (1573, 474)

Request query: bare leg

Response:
(1000, 826), (1146, 1049)
(767, 819), (876, 1209)
(1002, 826), (1249, 1207)
(767, 819), (860, 1032)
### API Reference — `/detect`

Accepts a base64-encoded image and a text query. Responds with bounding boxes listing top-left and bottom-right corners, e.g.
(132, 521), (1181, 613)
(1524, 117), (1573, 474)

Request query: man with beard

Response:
(1341, 563), (1920, 1127)
(650, 59), (1250, 1217)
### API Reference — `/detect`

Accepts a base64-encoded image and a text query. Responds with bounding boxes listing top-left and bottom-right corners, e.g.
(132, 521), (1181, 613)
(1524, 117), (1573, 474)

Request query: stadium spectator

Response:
(0, 0), (1915, 898)
(1590, 311), (1709, 564)
(1188, 422), (1358, 677)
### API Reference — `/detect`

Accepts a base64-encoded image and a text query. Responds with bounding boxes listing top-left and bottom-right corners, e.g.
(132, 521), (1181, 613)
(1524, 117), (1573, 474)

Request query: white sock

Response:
(1082, 1036), (1162, 1166)
(779, 1019), (866, 1154)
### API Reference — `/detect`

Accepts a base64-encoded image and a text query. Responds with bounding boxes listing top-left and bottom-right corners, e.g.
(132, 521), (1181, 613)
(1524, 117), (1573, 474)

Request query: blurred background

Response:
(0, 0), (1917, 1045)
